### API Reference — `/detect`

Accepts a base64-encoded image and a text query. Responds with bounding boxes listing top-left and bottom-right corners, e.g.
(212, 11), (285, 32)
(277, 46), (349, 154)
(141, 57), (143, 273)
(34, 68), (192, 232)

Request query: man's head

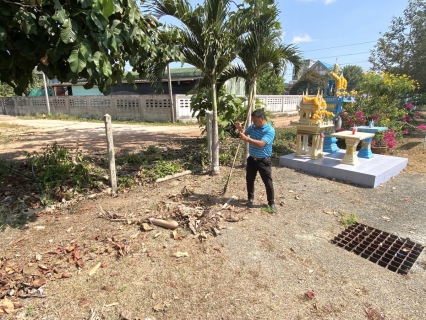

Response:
(251, 109), (267, 128)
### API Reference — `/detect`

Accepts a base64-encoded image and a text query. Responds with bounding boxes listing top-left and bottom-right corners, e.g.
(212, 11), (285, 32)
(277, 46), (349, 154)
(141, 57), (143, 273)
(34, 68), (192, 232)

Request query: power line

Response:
(310, 51), (370, 60)
(301, 30), (384, 41)
(303, 41), (377, 52)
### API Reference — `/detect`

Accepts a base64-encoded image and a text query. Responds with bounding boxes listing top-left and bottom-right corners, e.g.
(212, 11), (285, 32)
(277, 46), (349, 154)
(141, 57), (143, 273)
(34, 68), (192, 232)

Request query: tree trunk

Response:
(211, 81), (220, 175)
(242, 81), (255, 166)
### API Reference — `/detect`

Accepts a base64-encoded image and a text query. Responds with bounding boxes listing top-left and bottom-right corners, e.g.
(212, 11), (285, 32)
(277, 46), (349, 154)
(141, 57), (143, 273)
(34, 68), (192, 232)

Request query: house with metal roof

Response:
(48, 67), (245, 97)
(290, 60), (334, 85)
(309, 60), (334, 76)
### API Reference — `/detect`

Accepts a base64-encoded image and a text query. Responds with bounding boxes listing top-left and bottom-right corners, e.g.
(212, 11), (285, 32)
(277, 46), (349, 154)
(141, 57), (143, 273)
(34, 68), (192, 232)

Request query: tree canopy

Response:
(0, 72), (43, 97)
(257, 70), (286, 95)
(150, 0), (241, 174)
(224, 0), (302, 164)
(0, 0), (181, 95)
(289, 69), (323, 95)
(369, 0), (426, 94)
(341, 65), (364, 92)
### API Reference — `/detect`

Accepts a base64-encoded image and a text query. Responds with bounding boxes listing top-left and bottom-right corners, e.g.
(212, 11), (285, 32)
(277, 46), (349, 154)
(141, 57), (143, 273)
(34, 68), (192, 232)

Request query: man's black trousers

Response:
(246, 156), (275, 204)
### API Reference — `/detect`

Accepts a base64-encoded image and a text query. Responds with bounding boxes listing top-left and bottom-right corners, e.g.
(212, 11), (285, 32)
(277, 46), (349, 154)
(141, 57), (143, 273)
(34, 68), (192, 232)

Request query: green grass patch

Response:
(340, 211), (358, 227)
(273, 127), (297, 156)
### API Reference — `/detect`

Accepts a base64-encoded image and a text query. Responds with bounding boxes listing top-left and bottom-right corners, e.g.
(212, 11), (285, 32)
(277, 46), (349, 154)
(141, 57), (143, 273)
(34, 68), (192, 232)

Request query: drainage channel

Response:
(331, 223), (424, 274)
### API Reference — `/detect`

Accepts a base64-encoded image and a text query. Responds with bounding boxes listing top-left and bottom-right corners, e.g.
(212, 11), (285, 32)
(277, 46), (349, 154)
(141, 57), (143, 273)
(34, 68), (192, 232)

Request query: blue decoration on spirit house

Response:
(322, 63), (354, 153)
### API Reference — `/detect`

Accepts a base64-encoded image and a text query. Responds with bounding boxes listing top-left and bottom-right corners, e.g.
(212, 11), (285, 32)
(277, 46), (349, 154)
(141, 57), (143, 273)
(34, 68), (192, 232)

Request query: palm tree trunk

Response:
(211, 81), (220, 175)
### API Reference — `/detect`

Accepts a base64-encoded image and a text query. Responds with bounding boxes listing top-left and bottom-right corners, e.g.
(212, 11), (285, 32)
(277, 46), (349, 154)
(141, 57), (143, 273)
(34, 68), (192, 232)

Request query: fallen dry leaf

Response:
(62, 273), (72, 278)
(101, 285), (115, 292)
(171, 251), (189, 258)
(382, 216), (391, 221)
(121, 310), (132, 320)
(141, 223), (154, 231)
(78, 299), (89, 306)
(0, 298), (14, 314)
(32, 278), (47, 288)
(89, 262), (101, 276)
(153, 304), (164, 312)
(35, 252), (42, 261)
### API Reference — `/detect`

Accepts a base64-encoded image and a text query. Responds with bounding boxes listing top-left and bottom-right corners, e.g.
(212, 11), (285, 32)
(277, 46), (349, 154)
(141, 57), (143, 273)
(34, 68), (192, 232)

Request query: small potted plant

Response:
(371, 129), (397, 154)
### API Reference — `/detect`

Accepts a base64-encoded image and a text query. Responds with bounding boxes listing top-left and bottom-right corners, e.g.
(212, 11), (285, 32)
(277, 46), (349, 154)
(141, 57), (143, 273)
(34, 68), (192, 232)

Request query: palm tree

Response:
(224, 3), (302, 164)
(149, 0), (240, 175)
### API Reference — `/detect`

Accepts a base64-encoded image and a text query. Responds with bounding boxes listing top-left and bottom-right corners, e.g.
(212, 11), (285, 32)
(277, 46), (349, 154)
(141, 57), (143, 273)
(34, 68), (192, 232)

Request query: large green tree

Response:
(150, 0), (240, 175)
(225, 0), (301, 164)
(341, 65), (364, 92)
(257, 70), (286, 95)
(289, 69), (323, 95)
(0, 0), (180, 95)
(369, 0), (426, 94)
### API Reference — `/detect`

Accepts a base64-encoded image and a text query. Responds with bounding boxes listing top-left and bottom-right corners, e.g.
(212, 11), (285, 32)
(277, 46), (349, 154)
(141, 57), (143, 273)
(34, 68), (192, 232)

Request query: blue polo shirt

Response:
(245, 123), (275, 158)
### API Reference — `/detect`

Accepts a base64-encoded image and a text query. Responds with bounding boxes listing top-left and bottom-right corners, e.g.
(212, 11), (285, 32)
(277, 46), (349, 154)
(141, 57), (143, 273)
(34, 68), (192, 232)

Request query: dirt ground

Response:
(1, 115), (426, 320)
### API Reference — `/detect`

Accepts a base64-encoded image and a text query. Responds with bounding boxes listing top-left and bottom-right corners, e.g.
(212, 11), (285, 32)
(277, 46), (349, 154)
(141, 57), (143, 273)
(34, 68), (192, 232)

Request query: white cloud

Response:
(292, 34), (313, 44)
(325, 0), (337, 4)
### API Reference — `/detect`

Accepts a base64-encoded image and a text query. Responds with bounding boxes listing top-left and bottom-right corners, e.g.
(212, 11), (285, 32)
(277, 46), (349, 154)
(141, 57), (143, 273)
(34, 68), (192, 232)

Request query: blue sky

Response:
(160, 0), (408, 83)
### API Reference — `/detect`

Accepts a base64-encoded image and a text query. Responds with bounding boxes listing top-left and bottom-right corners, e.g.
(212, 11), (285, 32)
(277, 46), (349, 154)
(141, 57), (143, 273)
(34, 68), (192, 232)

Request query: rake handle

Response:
(222, 120), (247, 195)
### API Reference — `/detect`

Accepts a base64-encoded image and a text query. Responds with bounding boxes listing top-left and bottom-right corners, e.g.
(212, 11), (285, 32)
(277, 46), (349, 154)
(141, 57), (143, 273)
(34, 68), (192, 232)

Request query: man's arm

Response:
(238, 132), (266, 148)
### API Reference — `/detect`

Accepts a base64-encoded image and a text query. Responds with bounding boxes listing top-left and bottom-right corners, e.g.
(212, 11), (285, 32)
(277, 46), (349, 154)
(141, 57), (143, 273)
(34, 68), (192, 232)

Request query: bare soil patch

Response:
(0, 115), (425, 320)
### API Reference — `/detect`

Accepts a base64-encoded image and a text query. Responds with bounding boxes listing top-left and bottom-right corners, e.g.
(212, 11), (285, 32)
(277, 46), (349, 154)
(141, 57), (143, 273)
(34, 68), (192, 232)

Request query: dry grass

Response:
(1, 115), (426, 319)
(1, 163), (426, 320)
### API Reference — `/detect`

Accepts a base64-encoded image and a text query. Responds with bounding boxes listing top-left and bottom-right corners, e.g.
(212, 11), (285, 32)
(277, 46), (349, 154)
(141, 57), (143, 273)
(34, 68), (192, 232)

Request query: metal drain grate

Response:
(331, 223), (424, 274)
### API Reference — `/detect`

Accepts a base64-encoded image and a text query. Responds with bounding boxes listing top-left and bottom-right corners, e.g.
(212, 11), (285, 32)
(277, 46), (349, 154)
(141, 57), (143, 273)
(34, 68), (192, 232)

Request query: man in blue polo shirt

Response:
(234, 109), (277, 213)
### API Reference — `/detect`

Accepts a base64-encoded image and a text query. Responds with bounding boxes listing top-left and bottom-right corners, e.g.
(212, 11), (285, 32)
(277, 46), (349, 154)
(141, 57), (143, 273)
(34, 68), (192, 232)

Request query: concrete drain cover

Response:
(331, 223), (424, 274)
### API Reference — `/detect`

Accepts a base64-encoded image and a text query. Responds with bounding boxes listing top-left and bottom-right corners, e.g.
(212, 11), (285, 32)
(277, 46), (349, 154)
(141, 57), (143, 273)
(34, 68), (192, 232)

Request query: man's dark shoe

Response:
(268, 203), (277, 213)
(246, 199), (254, 208)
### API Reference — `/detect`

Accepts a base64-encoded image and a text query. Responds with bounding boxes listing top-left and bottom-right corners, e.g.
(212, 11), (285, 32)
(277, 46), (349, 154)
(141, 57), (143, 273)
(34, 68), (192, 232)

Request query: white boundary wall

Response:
(0, 94), (302, 122)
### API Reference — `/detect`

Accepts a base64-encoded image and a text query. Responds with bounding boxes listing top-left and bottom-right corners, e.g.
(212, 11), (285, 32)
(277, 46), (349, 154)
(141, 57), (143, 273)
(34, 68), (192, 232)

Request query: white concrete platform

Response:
(279, 150), (408, 188)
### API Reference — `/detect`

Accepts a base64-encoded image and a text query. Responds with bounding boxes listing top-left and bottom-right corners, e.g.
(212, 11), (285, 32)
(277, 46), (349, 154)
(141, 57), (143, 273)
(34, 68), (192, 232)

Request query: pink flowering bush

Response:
(371, 129), (397, 148)
(400, 102), (425, 135)
(405, 102), (414, 110)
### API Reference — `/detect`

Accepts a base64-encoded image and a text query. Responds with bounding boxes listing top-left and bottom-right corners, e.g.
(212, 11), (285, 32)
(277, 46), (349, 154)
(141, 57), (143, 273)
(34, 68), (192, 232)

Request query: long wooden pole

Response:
(104, 114), (117, 193)
(167, 64), (175, 123)
(42, 72), (51, 114)
(222, 118), (248, 195)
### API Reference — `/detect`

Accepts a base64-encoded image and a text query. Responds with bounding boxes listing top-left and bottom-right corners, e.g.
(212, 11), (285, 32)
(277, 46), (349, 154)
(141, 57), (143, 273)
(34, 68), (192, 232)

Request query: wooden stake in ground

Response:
(104, 114), (117, 193)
